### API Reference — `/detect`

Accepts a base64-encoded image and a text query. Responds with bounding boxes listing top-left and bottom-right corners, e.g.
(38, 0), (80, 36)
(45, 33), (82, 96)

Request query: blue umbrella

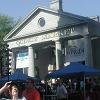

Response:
(0, 69), (40, 82)
(47, 63), (100, 78)
(47, 63), (100, 100)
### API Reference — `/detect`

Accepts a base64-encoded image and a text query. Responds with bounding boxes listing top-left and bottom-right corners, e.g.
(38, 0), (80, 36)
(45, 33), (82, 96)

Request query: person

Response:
(8, 82), (26, 100)
(0, 81), (26, 100)
(0, 81), (12, 94)
(56, 79), (68, 100)
(22, 78), (40, 100)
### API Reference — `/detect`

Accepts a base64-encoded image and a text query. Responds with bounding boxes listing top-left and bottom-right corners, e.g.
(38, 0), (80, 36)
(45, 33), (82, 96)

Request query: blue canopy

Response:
(0, 70), (29, 82)
(47, 63), (100, 78)
(0, 69), (40, 82)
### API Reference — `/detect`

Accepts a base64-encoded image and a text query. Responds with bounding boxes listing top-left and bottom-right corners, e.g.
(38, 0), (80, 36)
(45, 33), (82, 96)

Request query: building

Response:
(4, 0), (100, 79)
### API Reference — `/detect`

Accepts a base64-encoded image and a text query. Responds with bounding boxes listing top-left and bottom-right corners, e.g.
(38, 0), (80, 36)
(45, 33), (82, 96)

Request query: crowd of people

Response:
(0, 77), (100, 100)
(0, 78), (68, 100)
(0, 78), (40, 100)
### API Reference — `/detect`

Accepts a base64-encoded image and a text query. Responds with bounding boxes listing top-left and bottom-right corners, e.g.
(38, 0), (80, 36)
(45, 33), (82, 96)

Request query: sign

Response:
(16, 51), (28, 68)
(66, 46), (85, 62)
(66, 47), (84, 56)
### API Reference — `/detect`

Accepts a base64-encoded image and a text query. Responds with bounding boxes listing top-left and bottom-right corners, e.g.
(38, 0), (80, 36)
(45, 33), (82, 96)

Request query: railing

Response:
(43, 95), (57, 100)
(42, 91), (100, 100)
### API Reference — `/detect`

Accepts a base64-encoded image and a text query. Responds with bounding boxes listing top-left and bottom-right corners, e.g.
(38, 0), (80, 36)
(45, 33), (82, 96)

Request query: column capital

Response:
(26, 43), (33, 47)
(54, 39), (62, 43)
(28, 45), (33, 48)
(84, 35), (91, 38)
(55, 40), (60, 44)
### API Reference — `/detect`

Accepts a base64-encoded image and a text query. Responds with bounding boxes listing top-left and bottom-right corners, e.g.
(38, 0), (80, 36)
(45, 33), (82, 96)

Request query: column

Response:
(55, 40), (63, 70)
(28, 46), (35, 77)
(11, 50), (16, 73)
(64, 41), (68, 56)
(84, 35), (93, 66)
(64, 41), (70, 66)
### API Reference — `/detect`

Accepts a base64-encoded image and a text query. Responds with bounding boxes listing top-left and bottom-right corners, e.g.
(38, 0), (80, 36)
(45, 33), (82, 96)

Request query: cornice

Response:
(4, 6), (90, 42)
(5, 21), (87, 42)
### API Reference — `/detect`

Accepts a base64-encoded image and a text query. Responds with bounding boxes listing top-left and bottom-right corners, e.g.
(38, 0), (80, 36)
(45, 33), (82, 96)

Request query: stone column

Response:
(55, 40), (63, 70)
(11, 50), (16, 73)
(84, 35), (93, 66)
(64, 41), (68, 56)
(28, 46), (35, 77)
(64, 41), (70, 66)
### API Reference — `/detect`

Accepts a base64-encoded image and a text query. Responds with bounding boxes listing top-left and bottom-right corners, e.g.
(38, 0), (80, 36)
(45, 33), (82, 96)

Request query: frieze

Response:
(14, 27), (75, 46)
(16, 36), (38, 46)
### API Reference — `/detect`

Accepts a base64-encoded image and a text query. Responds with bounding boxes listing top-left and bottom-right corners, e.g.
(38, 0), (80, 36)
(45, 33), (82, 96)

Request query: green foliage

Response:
(0, 14), (15, 42)
(0, 14), (16, 77)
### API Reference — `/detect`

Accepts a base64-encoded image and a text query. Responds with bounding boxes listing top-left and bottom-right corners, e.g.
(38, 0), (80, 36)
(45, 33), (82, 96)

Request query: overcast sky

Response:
(0, 0), (100, 20)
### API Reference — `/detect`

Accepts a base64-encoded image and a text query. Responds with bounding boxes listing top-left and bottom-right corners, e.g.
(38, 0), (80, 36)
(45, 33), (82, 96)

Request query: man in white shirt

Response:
(56, 79), (67, 100)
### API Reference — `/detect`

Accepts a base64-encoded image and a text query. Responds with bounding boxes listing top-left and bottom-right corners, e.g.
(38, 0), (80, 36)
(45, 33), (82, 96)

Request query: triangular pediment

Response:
(4, 7), (90, 41)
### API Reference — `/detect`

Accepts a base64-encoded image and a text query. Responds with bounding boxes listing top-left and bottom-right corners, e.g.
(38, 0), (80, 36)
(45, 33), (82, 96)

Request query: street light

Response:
(3, 43), (12, 80)
(0, 47), (3, 77)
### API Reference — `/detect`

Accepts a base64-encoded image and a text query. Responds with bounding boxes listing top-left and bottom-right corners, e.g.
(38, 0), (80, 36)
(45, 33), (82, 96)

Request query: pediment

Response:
(4, 7), (89, 41)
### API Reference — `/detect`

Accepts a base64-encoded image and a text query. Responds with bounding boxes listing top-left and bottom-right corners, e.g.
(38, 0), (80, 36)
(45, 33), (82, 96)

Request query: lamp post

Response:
(0, 49), (2, 77)
(3, 43), (12, 81)
(0, 43), (4, 78)
(0, 43), (11, 79)
(5, 44), (12, 81)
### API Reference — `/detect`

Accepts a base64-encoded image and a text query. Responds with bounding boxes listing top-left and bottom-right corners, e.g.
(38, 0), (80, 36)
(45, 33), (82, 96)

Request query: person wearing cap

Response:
(22, 78), (40, 100)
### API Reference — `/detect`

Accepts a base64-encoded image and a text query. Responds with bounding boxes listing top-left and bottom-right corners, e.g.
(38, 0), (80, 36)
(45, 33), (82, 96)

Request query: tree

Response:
(0, 14), (15, 42)
(0, 14), (16, 77)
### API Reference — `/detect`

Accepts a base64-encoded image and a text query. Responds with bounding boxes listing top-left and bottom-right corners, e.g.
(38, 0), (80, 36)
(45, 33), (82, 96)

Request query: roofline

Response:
(5, 21), (87, 42)
(4, 6), (90, 41)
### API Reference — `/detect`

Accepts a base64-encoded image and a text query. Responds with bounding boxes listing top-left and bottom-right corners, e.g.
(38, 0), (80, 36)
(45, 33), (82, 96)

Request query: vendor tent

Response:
(0, 69), (40, 82)
(47, 63), (100, 78)
(47, 63), (100, 100)
(0, 70), (29, 82)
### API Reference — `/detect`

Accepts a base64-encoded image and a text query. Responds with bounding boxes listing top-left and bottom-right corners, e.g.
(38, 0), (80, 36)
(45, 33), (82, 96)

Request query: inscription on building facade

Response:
(15, 27), (75, 47)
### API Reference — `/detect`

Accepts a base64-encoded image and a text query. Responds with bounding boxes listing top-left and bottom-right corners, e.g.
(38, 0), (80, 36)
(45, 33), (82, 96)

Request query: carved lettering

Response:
(66, 47), (84, 56)
(15, 27), (75, 46)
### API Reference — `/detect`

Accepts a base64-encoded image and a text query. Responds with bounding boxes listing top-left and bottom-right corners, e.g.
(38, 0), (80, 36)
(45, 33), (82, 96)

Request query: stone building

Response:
(4, 0), (100, 79)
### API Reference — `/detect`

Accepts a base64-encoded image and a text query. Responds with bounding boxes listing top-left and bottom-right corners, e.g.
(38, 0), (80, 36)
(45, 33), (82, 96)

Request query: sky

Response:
(0, 0), (100, 21)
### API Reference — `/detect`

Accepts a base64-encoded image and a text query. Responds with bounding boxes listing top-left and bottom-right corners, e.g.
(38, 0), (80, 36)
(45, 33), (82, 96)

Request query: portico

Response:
(4, 0), (100, 79)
